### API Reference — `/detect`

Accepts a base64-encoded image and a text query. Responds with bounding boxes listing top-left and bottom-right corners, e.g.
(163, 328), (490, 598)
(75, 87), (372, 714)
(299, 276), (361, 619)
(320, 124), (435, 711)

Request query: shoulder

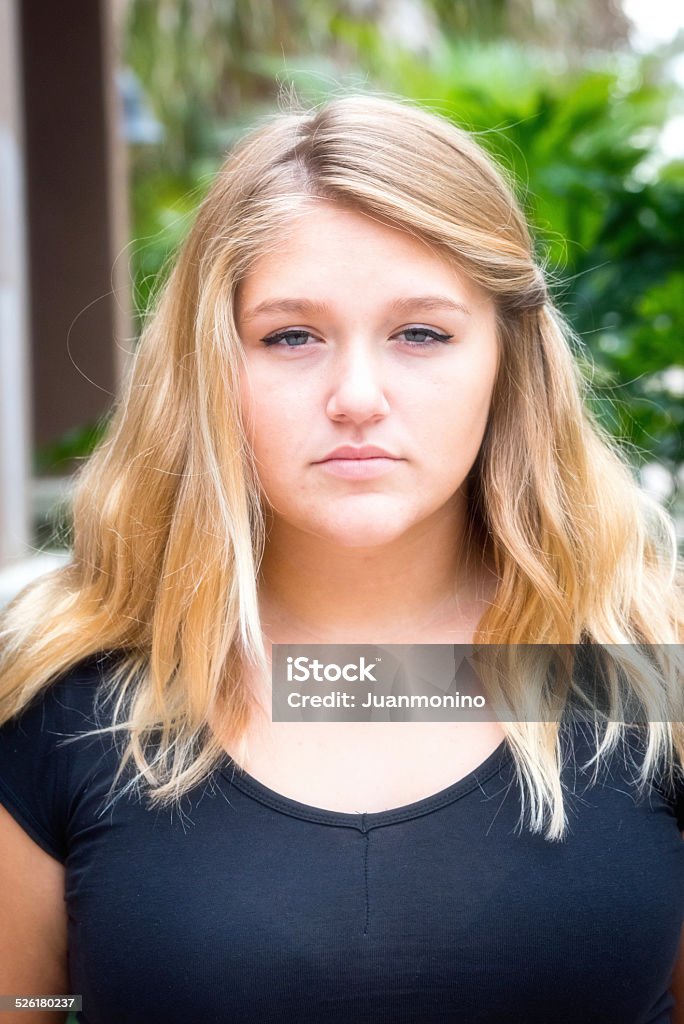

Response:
(559, 717), (684, 832)
(45, 650), (126, 727)
(1, 651), (124, 749)
(0, 649), (115, 738)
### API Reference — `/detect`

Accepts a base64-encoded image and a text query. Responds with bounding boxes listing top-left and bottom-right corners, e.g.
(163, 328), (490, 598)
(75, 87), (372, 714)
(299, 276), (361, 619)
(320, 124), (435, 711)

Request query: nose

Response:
(325, 339), (391, 424)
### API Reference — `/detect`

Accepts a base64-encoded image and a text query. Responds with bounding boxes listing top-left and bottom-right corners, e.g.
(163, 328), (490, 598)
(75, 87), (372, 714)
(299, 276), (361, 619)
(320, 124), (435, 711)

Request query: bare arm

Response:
(673, 931), (684, 1024)
(671, 832), (684, 1024)
(0, 803), (69, 1024)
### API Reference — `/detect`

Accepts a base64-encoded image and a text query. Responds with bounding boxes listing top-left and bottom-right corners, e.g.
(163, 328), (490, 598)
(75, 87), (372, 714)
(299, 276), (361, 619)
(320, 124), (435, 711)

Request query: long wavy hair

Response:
(1, 92), (682, 840)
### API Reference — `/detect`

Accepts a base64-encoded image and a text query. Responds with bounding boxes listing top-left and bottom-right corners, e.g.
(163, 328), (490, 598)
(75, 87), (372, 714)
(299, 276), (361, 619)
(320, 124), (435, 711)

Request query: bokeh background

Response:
(1, 0), (683, 610)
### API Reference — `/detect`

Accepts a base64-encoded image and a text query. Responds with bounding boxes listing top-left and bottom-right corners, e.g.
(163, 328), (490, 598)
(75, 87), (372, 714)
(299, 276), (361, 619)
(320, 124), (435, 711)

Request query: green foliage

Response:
(129, 164), (212, 324)
(33, 419), (110, 477)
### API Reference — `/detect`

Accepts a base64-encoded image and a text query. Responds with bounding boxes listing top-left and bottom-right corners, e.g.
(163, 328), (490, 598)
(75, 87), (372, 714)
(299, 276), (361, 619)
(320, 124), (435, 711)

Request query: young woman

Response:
(0, 93), (682, 1024)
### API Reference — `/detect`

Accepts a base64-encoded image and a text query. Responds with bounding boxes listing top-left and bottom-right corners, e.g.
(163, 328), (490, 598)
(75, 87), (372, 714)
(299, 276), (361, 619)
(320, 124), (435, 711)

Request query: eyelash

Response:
(260, 327), (454, 349)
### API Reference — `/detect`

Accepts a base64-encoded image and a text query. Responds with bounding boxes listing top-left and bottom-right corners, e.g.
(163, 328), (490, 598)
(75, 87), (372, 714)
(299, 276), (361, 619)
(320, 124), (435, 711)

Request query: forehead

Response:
(236, 200), (488, 313)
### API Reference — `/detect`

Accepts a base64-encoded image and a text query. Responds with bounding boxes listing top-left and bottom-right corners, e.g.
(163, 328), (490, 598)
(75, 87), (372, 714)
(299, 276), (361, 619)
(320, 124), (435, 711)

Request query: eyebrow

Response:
(239, 294), (472, 323)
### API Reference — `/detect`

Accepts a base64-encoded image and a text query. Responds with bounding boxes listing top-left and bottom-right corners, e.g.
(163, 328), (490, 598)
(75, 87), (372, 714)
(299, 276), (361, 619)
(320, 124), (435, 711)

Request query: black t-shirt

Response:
(1, 653), (683, 1024)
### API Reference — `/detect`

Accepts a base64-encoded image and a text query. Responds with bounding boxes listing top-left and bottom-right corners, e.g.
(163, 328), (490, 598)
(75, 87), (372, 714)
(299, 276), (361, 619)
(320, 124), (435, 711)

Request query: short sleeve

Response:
(658, 748), (684, 831)
(647, 752), (684, 833)
(673, 773), (684, 832)
(0, 683), (70, 862)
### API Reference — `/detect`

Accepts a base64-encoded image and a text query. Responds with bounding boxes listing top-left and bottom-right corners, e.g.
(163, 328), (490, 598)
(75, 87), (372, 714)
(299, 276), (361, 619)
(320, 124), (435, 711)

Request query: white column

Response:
(0, 0), (32, 567)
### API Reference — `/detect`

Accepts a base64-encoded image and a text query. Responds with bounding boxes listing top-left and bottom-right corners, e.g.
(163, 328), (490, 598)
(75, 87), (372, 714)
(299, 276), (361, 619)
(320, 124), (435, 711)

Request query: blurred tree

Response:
(123, 0), (635, 170)
(415, 0), (631, 51)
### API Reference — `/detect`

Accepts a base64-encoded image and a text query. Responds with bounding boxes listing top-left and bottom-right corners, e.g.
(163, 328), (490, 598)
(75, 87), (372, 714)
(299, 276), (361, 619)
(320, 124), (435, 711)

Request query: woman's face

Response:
(235, 201), (500, 548)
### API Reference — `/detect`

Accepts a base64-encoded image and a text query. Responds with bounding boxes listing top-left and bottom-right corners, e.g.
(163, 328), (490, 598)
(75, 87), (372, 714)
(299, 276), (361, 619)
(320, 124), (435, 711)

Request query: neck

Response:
(256, 496), (495, 646)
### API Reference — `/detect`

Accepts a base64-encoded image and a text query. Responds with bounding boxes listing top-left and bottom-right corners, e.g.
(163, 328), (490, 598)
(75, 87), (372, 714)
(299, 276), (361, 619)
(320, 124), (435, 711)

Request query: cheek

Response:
(239, 370), (305, 480)
(422, 369), (493, 426)
(419, 366), (496, 471)
(240, 363), (278, 442)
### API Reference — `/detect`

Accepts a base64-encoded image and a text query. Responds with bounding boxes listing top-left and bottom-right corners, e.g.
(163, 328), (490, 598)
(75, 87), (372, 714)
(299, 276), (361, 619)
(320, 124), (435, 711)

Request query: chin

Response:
(311, 517), (414, 549)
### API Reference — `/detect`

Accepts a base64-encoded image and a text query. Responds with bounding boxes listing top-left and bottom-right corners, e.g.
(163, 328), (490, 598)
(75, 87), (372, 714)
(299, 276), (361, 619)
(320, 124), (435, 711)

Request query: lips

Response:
(316, 445), (398, 462)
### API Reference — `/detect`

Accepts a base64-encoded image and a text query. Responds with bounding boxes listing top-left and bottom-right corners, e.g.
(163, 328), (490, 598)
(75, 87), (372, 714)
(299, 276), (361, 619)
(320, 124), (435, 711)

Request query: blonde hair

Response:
(1, 92), (682, 840)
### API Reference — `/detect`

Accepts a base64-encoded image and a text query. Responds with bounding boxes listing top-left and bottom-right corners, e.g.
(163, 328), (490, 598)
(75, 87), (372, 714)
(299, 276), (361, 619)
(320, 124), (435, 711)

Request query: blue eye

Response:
(398, 327), (453, 346)
(261, 330), (315, 348)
